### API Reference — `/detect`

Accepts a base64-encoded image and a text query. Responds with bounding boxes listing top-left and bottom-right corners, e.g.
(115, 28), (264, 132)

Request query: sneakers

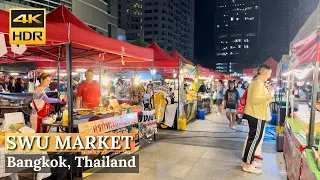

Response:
(216, 112), (221, 116)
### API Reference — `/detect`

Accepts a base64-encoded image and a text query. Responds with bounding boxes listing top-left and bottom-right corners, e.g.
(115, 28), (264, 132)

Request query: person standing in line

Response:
(224, 81), (240, 129)
(242, 65), (273, 174)
(215, 80), (224, 116)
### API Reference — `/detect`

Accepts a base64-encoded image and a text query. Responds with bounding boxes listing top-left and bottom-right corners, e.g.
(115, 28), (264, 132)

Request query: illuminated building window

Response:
(244, 45), (249, 49)
(231, 17), (234, 21)
(238, 45), (241, 48)
(217, 25), (220, 28)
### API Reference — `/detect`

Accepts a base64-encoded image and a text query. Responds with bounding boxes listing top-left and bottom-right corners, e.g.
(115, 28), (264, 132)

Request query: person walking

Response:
(215, 80), (224, 116)
(242, 81), (249, 90)
(237, 81), (245, 98)
(224, 81), (240, 129)
(242, 65), (273, 174)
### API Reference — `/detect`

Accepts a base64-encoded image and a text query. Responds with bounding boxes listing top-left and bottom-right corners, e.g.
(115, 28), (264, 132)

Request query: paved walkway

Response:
(87, 112), (287, 180)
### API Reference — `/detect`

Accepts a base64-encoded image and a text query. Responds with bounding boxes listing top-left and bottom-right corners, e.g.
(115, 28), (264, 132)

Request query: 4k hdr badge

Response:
(9, 8), (46, 45)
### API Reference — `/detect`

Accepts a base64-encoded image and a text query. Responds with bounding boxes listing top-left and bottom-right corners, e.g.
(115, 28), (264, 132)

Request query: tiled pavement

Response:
(86, 112), (287, 180)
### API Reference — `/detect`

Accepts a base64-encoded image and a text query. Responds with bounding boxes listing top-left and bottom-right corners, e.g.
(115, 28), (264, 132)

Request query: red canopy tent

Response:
(170, 50), (194, 65)
(0, 5), (154, 68)
(243, 57), (278, 78)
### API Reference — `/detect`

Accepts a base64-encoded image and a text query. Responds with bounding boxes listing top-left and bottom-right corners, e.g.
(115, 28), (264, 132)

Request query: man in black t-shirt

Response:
(224, 81), (240, 129)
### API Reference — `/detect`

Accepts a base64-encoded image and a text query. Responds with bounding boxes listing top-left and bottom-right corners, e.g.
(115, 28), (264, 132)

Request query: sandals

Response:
(252, 161), (262, 168)
(242, 166), (262, 175)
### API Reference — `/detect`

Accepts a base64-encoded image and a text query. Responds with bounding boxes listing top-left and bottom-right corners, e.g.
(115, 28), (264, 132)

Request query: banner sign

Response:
(78, 113), (138, 133)
(139, 109), (157, 138)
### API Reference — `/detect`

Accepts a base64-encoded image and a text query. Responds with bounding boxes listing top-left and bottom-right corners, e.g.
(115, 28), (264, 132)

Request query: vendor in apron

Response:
(30, 73), (63, 133)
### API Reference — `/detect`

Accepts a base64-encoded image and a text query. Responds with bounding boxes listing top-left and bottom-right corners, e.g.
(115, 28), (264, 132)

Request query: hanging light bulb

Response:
(151, 69), (156, 75)
(173, 73), (177, 78)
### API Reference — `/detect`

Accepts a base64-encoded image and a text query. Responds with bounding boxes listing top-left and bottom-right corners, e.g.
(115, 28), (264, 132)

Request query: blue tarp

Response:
(263, 126), (276, 142)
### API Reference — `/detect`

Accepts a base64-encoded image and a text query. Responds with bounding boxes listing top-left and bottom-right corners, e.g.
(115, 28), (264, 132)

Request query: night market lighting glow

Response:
(150, 69), (156, 75)
(43, 69), (55, 73)
(10, 73), (19, 76)
(76, 68), (87, 73)
(134, 77), (140, 85)
(173, 73), (177, 78)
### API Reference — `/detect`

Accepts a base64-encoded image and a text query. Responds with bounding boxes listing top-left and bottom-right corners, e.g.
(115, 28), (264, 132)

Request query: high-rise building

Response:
(215, 0), (260, 74)
(118, 0), (195, 60)
(0, 0), (125, 39)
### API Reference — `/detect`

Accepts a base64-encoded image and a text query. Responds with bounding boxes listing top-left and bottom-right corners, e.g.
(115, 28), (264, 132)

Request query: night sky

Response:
(194, 0), (288, 71)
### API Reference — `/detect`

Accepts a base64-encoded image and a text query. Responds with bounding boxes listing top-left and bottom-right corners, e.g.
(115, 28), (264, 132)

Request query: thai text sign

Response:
(78, 113), (138, 133)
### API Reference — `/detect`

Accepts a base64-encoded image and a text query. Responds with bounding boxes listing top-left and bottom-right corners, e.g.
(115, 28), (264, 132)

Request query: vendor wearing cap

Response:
(76, 69), (102, 108)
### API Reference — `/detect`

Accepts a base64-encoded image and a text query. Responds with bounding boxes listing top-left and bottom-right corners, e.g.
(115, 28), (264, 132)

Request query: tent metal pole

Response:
(308, 61), (319, 149)
(99, 62), (102, 90)
(290, 68), (295, 117)
(176, 61), (181, 130)
(57, 57), (61, 117)
(66, 42), (74, 179)
(285, 69), (290, 117)
(152, 61), (155, 109)
(66, 43), (73, 133)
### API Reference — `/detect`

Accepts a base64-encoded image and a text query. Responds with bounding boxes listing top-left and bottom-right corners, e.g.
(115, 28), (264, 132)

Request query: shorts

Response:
(216, 99), (223, 105)
(226, 108), (236, 113)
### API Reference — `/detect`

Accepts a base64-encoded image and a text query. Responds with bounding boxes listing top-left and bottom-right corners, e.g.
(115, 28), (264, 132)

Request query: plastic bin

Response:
(198, 109), (205, 120)
(178, 118), (186, 131)
(270, 113), (277, 125)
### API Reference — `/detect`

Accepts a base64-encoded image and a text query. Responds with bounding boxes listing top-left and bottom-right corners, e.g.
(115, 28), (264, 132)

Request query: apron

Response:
(32, 100), (54, 133)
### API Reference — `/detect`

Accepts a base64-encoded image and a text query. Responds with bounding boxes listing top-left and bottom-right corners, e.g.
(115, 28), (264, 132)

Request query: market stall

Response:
(283, 2), (320, 179)
(0, 5), (155, 179)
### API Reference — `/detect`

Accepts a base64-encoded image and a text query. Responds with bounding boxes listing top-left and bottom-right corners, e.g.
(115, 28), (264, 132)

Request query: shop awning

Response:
(290, 4), (320, 67)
